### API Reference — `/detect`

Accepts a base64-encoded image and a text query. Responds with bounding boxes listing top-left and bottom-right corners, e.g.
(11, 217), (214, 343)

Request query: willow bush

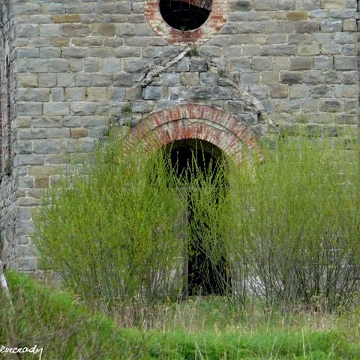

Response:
(35, 129), (360, 314)
(34, 132), (185, 306)
(222, 133), (360, 312)
(181, 152), (230, 296)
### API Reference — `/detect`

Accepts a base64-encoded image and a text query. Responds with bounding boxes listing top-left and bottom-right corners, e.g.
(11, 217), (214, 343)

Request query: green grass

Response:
(1, 271), (360, 359)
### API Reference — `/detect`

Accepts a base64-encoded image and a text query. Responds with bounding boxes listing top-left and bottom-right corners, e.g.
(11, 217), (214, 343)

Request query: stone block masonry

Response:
(0, 0), (359, 271)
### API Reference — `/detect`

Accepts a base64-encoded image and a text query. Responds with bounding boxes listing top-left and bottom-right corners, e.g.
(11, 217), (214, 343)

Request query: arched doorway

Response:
(128, 104), (264, 297)
(164, 139), (229, 296)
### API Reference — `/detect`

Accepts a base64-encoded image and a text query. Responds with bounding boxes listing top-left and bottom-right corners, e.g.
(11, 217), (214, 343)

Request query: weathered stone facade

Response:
(0, 0), (359, 271)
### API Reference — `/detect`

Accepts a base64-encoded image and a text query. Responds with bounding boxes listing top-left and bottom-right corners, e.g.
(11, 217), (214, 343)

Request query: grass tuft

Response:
(1, 271), (360, 359)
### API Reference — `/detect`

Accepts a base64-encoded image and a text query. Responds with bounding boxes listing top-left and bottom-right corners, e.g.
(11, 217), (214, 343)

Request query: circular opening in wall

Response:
(159, 0), (212, 31)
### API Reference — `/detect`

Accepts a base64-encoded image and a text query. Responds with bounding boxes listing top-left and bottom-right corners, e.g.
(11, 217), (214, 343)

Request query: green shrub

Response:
(223, 133), (360, 312)
(34, 129), (360, 313)
(34, 132), (185, 306)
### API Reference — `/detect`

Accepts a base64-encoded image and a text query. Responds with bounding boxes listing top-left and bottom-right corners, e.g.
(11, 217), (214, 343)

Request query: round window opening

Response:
(159, 0), (212, 31)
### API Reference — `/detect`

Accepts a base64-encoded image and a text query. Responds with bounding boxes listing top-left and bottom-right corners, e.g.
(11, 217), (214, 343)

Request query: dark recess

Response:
(165, 140), (230, 296)
(159, 0), (211, 31)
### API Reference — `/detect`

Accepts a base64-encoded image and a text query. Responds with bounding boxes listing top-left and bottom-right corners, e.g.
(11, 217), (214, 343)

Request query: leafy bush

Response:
(34, 132), (185, 306)
(223, 133), (360, 311)
(34, 129), (360, 313)
(181, 152), (230, 296)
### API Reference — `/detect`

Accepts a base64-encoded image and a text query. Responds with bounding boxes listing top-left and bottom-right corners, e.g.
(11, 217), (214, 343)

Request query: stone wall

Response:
(0, 0), (18, 270)
(0, 0), (359, 271)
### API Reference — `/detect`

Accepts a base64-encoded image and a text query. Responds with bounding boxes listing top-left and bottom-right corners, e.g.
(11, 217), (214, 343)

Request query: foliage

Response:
(181, 150), (229, 296)
(34, 132), (185, 307)
(0, 270), (145, 359)
(34, 129), (360, 314)
(222, 133), (360, 312)
(122, 103), (133, 116)
(186, 46), (199, 57)
(1, 271), (360, 359)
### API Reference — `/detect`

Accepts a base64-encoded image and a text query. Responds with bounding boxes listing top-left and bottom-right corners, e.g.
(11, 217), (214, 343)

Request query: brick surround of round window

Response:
(145, 0), (227, 44)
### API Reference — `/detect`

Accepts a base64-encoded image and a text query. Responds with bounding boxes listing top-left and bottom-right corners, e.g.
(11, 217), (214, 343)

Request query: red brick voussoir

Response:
(128, 104), (263, 163)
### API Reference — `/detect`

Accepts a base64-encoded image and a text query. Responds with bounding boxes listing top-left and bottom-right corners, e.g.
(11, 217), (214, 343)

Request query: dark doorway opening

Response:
(164, 139), (229, 296)
(159, 0), (212, 31)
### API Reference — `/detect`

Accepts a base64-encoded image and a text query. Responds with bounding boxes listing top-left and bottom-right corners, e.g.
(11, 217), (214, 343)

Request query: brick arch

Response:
(129, 104), (263, 162)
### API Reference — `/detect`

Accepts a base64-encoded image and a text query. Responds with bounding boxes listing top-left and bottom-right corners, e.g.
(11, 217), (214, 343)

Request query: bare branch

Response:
(141, 45), (191, 87)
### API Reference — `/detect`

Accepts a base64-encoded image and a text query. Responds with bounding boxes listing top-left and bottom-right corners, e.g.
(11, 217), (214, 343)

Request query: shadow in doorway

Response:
(164, 139), (230, 297)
